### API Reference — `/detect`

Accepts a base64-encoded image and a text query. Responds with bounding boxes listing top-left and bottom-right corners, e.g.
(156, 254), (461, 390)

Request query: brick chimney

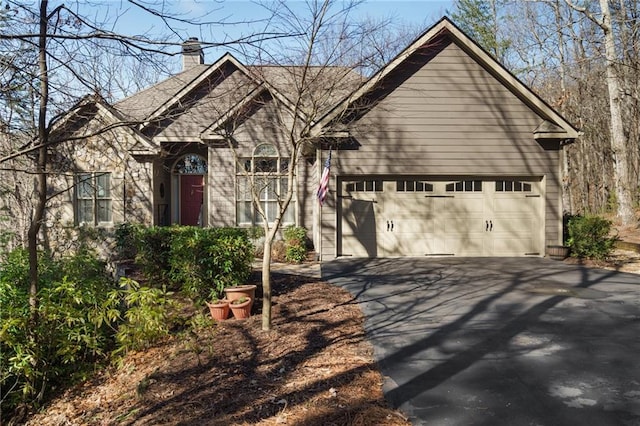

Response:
(182, 37), (204, 70)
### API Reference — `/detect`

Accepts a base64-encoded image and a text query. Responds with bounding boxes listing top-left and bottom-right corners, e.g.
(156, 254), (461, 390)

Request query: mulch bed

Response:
(24, 271), (410, 426)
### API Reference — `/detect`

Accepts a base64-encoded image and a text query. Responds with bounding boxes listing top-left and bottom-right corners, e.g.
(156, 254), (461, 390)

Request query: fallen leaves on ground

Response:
(24, 271), (410, 426)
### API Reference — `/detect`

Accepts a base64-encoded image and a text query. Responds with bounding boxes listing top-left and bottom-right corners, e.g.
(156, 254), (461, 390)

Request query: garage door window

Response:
(446, 180), (483, 192)
(346, 180), (383, 192)
(495, 180), (532, 192)
(396, 180), (433, 192)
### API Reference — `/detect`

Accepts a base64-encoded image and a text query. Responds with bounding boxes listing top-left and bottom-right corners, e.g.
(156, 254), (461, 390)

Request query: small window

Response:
(254, 143), (278, 157)
(346, 180), (383, 192)
(495, 180), (532, 192)
(176, 154), (207, 174)
(76, 172), (112, 226)
(446, 180), (482, 192)
(396, 180), (434, 192)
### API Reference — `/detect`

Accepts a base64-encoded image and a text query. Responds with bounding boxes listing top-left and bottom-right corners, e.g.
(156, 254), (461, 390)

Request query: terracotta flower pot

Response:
(224, 284), (257, 313)
(206, 299), (230, 321)
(229, 297), (252, 320)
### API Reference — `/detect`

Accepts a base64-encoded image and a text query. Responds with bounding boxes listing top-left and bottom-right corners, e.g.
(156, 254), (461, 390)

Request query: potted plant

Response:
(224, 284), (257, 312)
(229, 296), (252, 320)
(546, 244), (570, 260)
(205, 298), (230, 321)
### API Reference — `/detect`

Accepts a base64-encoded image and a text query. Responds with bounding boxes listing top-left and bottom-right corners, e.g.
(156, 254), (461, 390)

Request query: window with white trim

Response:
(76, 172), (112, 225)
(236, 144), (294, 225)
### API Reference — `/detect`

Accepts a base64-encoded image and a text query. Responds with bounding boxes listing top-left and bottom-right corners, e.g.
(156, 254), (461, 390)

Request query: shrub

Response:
(566, 215), (617, 260)
(270, 240), (286, 262)
(129, 226), (253, 299)
(108, 278), (173, 357)
(283, 225), (308, 263)
(203, 230), (253, 298)
(134, 226), (173, 285)
(0, 249), (177, 418)
(246, 226), (265, 240)
(115, 222), (141, 260)
(0, 249), (114, 415)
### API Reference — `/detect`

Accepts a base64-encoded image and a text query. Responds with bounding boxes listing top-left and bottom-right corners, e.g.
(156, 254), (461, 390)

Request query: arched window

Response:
(236, 144), (294, 225)
(175, 154), (207, 174)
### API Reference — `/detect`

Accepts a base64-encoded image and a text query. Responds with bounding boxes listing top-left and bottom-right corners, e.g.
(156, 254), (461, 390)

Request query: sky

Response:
(95, 0), (454, 64)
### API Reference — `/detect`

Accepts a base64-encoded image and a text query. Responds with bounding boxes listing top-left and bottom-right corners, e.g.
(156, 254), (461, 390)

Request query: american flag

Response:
(317, 149), (331, 206)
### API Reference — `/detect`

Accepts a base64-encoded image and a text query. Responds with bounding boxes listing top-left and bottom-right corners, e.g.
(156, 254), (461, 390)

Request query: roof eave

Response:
(311, 17), (581, 139)
(140, 53), (259, 132)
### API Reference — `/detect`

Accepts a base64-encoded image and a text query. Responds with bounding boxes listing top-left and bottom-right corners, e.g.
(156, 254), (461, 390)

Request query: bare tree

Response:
(455, 0), (640, 222)
(0, 0), (293, 406)
(214, 0), (401, 331)
(564, 0), (635, 225)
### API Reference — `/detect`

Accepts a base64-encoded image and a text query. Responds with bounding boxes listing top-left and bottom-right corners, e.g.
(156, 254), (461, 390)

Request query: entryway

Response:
(173, 153), (207, 226)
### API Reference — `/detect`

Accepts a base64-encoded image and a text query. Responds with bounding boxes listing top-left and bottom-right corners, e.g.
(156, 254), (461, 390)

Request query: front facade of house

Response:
(48, 18), (578, 260)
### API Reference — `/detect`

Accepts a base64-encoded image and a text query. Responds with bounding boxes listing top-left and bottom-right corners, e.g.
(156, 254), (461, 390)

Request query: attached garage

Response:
(339, 177), (543, 257)
(312, 18), (579, 260)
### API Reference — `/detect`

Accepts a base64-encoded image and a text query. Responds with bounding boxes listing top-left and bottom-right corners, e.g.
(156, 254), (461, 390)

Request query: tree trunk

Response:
(553, 0), (572, 214)
(28, 0), (49, 325)
(599, 0), (635, 225)
(261, 237), (273, 331)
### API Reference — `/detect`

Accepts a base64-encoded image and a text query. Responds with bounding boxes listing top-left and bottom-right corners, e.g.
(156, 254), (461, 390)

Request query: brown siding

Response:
(208, 148), (236, 227)
(299, 159), (316, 232)
(321, 40), (562, 259)
(232, 97), (293, 156)
(319, 171), (337, 258)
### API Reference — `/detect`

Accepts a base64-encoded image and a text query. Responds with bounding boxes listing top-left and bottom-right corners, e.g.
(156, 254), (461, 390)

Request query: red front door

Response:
(180, 175), (204, 225)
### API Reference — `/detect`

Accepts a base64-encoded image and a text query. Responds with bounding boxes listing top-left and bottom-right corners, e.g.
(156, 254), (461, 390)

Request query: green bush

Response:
(129, 226), (253, 300)
(134, 226), (173, 285)
(0, 249), (114, 415)
(108, 278), (173, 357)
(0, 249), (175, 418)
(283, 225), (308, 263)
(167, 227), (253, 301)
(566, 215), (617, 260)
(115, 222), (141, 260)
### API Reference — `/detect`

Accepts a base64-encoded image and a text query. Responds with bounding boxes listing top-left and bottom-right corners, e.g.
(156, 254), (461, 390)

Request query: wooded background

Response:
(452, 0), (640, 226)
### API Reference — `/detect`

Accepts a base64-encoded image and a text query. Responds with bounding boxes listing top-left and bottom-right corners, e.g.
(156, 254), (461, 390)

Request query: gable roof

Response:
(198, 64), (363, 140)
(140, 53), (258, 132)
(311, 17), (580, 140)
(50, 94), (158, 156)
(112, 47), (365, 139)
(200, 84), (266, 141)
(154, 65), (261, 142)
(249, 65), (364, 117)
(110, 46), (366, 146)
(115, 65), (209, 122)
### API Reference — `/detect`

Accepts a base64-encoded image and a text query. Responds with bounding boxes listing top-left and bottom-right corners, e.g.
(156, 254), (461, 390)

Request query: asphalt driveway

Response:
(321, 257), (640, 426)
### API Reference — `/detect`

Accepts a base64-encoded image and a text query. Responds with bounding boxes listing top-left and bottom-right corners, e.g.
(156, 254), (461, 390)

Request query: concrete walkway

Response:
(321, 257), (640, 426)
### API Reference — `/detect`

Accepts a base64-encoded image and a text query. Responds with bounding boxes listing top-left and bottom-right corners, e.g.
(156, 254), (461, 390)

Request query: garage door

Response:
(339, 178), (542, 257)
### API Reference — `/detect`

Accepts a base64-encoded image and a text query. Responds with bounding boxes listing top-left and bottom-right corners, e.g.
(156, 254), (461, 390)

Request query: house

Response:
(47, 18), (578, 260)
